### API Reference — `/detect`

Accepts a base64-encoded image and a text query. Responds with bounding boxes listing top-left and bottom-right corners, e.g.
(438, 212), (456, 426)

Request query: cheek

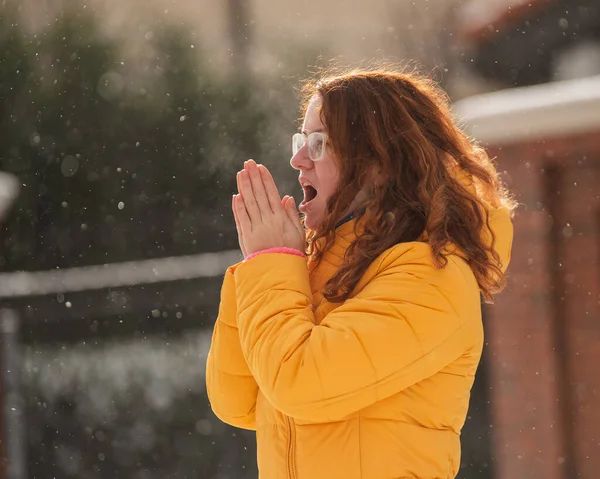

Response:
(317, 163), (340, 198)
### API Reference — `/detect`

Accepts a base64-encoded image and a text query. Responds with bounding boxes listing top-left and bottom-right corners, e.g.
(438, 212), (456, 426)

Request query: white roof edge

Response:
(453, 75), (600, 145)
(0, 250), (242, 298)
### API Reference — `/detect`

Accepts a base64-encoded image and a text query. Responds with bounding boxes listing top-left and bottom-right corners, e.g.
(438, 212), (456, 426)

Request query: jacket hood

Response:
(451, 167), (514, 274)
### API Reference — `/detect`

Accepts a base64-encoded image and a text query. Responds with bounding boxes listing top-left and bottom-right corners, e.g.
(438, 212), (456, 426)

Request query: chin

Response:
(303, 212), (323, 231)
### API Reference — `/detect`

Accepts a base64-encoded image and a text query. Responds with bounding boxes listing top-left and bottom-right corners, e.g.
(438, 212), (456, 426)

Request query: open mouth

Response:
(301, 184), (318, 205)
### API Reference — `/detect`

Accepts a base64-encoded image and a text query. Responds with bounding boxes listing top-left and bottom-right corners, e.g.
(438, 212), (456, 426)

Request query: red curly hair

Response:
(299, 66), (516, 303)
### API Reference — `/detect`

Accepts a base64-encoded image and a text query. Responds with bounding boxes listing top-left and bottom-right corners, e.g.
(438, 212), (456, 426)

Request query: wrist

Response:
(245, 247), (305, 262)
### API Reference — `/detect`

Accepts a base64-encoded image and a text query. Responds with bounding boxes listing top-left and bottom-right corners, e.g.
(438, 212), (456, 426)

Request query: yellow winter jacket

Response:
(206, 203), (513, 479)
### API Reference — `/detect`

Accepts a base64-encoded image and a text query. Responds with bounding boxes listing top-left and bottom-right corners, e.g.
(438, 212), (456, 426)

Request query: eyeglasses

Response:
(292, 131), (328, 162)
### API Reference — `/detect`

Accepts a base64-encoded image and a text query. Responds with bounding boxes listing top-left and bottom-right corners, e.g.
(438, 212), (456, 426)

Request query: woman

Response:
(205, 66), (515, 479)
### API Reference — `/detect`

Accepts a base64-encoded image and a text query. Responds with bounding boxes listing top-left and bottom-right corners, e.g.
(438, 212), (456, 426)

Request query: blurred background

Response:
(0, 0), (599, 478)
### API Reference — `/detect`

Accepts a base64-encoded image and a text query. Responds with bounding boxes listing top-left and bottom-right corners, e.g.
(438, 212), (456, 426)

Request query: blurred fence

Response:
(0, 250), (263, 479)
(0, 250), (495, 479)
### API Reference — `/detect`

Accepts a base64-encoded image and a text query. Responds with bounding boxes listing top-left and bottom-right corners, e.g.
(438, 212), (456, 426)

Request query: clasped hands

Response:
(233, 160), (305, 258)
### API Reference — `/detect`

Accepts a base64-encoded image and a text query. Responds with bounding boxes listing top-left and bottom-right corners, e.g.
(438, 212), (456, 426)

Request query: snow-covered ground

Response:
(22, 330), (213, 422)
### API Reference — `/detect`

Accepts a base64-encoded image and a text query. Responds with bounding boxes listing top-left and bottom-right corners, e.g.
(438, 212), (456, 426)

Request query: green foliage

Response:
(0, 7), (280, 270)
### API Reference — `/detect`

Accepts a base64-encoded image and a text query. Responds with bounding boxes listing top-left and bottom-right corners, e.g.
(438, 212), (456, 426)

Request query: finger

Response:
(232, 195), (247, 257)
(244, 160), (272, 215)
(258, 164), (284, 214)
(236, 169), (243, 197)
(234, 193), (253, 235)
(237, 170), (261, 223)
(233, 202), (246, 257)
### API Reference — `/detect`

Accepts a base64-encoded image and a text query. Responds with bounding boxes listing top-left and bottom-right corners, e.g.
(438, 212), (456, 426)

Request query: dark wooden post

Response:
(0, 309), (26, 479)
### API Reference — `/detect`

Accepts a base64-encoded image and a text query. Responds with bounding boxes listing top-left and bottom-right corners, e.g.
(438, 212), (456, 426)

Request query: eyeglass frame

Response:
(292, 131), (329, 162)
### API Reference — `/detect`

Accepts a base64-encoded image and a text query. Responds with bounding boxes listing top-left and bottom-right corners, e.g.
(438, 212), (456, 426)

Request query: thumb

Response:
(285, 196), (302, 224)
(285, 197), (305, 237)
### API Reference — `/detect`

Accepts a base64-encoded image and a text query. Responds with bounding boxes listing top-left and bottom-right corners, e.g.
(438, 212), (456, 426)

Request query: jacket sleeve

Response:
(234, 252), (471, 423)
(206, 265), (258, 430)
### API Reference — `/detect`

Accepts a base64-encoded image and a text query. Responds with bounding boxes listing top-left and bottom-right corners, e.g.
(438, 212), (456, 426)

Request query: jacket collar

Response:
(307, 216), (363, 297)
(335, 208), (365, 229)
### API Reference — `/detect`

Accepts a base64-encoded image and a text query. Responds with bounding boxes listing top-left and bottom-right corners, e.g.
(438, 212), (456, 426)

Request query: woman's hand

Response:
(232, 160), (305, 258)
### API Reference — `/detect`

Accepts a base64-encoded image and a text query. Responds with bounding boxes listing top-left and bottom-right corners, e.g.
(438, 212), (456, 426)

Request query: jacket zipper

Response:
(286, 415), (297, 479)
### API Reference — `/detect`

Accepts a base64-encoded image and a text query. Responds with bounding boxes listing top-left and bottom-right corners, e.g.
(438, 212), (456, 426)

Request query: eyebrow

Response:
(301, 128), (325, 135)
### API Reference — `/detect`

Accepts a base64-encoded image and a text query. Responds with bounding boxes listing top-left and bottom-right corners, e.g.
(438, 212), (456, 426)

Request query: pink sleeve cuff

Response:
(245, 247), (306, 262)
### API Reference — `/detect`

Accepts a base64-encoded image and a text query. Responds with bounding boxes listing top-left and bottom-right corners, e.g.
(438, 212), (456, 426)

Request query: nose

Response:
(290, 145), (313, 171)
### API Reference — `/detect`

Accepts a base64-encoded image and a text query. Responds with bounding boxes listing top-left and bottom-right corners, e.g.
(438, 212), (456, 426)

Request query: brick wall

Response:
(484, 131), (600, 479)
